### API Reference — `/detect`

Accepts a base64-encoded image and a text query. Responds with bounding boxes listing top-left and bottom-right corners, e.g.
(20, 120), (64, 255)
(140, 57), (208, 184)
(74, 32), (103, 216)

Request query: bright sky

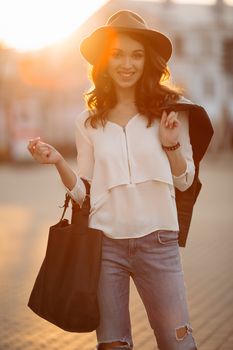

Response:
(0, 0), (107, 51)
(0, 0), (232, 52)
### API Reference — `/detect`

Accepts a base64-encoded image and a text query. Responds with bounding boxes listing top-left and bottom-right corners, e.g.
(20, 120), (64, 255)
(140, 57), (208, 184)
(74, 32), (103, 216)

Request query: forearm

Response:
(164, 146), (195, 191)
(164, 148), (187, 177)
(55, 157), (77, 190)
(160, 110), (195, 191)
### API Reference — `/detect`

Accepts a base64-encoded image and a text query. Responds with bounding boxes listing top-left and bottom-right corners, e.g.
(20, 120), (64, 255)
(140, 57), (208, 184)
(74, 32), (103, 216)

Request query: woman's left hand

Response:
(159, 110), (181, 147)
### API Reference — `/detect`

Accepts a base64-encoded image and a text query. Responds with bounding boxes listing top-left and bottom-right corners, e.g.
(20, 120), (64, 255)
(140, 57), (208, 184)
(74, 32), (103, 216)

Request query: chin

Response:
(115, 79), (139, 89)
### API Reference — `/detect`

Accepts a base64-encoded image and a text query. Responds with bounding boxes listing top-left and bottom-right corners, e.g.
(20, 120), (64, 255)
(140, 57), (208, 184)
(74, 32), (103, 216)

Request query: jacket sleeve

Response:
(65, 111), (94, 205)
(172, 111), (195, 192)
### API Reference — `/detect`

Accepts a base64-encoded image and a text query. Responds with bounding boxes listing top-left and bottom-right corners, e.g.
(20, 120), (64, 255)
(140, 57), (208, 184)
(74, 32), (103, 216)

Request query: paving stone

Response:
(0, 152), (232, 350)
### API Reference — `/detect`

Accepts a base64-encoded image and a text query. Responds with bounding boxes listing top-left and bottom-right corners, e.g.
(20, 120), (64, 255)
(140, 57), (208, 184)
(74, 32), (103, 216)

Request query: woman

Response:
(27, 10), (201, 350)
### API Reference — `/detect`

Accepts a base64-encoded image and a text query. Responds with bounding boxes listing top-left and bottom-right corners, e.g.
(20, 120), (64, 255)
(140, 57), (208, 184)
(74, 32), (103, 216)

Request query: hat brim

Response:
(80, 26), (172, 65)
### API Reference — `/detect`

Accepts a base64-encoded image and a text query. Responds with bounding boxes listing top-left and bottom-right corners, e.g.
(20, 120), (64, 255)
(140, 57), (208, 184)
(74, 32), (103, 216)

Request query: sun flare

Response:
(0, 0), (107, 51)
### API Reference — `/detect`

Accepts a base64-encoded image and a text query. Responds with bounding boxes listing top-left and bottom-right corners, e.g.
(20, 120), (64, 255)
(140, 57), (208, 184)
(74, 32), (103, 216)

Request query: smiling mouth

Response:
(118, 72), (135, 80)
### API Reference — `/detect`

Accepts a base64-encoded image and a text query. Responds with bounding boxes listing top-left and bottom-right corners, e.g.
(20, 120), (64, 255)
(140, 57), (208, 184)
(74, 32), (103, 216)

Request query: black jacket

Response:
(162, 98), (214, 247)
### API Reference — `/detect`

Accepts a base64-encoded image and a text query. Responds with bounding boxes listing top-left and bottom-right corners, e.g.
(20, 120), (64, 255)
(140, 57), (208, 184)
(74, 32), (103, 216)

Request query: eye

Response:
(111, 52), (122, 59)
(132, 52), (144, 59)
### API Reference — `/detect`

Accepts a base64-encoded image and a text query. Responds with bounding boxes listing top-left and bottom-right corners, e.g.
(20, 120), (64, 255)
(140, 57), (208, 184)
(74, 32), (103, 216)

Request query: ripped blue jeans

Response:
(96, 230), (197, 350)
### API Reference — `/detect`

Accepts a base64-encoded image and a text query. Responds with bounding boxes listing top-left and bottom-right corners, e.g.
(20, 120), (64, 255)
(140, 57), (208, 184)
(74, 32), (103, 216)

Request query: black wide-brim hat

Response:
(80, 10), (172, 65)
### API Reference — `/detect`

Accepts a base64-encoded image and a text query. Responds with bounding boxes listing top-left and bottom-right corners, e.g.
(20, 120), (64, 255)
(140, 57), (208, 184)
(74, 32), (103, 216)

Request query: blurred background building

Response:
(0, 0), (232, 161)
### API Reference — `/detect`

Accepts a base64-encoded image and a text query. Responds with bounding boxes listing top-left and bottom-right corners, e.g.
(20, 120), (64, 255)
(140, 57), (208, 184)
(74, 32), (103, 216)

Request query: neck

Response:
(115, 86), (136, 105)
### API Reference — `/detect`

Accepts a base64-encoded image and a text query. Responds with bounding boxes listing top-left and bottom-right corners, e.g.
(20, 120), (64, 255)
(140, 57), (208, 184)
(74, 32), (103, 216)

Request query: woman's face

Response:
(106, 33), (145, 91)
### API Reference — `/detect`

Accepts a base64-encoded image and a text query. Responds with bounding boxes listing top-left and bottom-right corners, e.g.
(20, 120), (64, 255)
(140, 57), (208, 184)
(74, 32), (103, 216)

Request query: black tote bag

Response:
(28, 178), (103, 332)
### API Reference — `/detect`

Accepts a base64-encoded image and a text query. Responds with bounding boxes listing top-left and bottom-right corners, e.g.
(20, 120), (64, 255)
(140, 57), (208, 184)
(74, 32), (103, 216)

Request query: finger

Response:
(35, 144), (49, 151)
(166, 111), (178, 122)
(41, 149), (51, 158)
(34, 145), (52, 158)
(27, 145), (34, 155)
(167, 115), (179, 127)
(160, 110), (168, 126)
(27, 143), (37, 155)
(166, 112), (179, 128)
(33, 141), (47, 150)
(27, 137), (41, 154)
(168, 119), (180, 129)
(28, 145), (45, 157)
(28, 137), (41, 147)
(35, 141), (53, 150)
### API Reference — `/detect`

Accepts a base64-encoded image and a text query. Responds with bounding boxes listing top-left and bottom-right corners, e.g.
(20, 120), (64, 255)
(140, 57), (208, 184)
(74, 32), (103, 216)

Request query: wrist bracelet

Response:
(162, 142), (180, 151)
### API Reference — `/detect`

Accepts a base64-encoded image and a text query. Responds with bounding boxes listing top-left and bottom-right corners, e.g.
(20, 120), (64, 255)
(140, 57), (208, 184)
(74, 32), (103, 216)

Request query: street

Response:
(0, 151), (233, 350)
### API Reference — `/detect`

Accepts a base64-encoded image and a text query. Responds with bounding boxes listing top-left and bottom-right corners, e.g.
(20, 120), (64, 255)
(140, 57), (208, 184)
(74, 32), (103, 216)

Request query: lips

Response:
(118, 71), (135, 80)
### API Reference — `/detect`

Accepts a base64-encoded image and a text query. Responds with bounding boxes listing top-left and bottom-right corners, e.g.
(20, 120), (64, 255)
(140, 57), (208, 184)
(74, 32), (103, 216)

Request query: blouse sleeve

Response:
(172, 111), (195, 192)
(65, 111), (94, 205)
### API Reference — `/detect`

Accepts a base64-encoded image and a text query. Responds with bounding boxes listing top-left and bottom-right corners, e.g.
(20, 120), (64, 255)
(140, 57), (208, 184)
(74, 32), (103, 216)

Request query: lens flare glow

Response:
(0, 0), (107, 51)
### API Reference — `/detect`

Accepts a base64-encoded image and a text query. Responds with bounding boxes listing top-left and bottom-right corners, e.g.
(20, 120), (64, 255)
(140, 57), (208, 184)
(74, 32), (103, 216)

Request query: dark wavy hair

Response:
(84, 31), (182, 128)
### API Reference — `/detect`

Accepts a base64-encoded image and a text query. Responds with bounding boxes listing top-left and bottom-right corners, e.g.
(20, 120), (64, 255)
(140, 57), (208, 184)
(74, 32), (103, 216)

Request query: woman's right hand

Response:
(27, 137), (63, 165)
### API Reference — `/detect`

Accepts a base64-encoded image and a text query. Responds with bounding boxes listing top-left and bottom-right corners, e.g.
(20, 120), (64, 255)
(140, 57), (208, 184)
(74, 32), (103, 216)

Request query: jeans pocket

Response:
(157, 230), (179, 246)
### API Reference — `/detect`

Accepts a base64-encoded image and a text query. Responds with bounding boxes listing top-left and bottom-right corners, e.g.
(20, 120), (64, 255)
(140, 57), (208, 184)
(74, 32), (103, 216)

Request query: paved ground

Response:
(0, 151), (233, 350)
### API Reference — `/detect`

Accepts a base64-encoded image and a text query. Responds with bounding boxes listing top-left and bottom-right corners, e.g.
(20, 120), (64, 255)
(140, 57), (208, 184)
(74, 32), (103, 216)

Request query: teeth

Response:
(119, 72), (134, 77)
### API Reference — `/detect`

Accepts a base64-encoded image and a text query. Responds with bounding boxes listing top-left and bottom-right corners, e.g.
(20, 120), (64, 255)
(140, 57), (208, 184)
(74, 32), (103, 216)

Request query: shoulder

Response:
(175, 97), (191, 125)
(74, 110), (93, 144)
(164, 94), (194, 106)
(75, 109), (90, 128)
(168, 95), (194, 125)
(176, 96), (194, 105)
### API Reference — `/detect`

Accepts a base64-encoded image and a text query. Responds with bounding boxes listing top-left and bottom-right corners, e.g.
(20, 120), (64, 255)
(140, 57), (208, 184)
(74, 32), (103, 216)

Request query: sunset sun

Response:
(0, 0), (107, 51)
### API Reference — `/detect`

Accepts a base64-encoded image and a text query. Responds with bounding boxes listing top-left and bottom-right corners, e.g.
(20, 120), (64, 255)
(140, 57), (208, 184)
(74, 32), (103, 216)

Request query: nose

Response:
(121, 55), (133, 69)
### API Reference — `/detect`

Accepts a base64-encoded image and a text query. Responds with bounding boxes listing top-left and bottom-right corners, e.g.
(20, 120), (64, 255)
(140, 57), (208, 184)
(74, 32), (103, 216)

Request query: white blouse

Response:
(66, 110), (195, 239)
